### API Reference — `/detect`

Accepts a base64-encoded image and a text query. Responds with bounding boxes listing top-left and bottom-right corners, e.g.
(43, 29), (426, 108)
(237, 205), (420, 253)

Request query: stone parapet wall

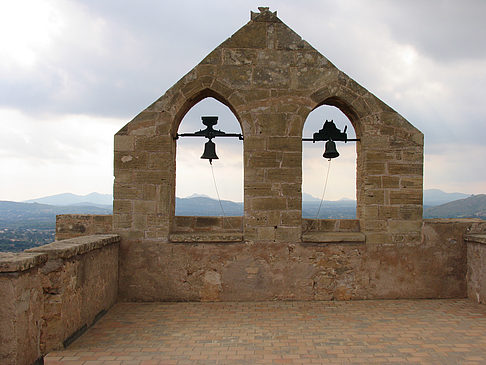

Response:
(56, 214), (113, 240)
(0, 235), (120, 365)
(118, 219), (481, 302)
(0, 252), (47, 365)
(465, 221), (486, 303)
(170, 216), (244, 243)
(173, 216), (243, 232)
(302, 219), (360, 232)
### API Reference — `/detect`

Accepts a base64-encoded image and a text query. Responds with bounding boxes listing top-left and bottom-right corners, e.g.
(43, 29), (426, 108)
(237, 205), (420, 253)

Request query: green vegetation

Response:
(0, 201), (111, 252)
(0, 227), (54, 252)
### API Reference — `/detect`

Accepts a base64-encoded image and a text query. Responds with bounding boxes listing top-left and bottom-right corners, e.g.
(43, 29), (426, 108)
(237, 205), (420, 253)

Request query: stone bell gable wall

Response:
(113, 8), (424, 301)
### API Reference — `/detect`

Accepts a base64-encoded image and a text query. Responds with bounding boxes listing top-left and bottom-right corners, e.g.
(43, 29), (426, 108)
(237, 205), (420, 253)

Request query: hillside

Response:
(2, 191), (485, 252)
(24, 192), (113, 206)
(16, 188), (470, 208)
(176, 197), (243, 216)
(0, 201), (112, 229)
(175, 197), (357, 218)
(424, 194), (486, 219)
(301, 200), (356, 219)
(0, 201), (113, 253)
(423, 189), (470, 206)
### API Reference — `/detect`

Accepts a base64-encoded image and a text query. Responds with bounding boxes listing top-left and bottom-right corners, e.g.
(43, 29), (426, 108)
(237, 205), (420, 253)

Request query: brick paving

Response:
(45, 299), (486, 364)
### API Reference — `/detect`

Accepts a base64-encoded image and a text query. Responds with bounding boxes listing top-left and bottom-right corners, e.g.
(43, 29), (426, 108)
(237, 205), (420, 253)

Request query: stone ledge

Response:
(424, 218), (485, 224)
(302, 231), (366, 244)
(26, 234), (121, 259)
(0, 252), (48, 273)
(464, 233), (486, 245)
(169, 232), (244, 243)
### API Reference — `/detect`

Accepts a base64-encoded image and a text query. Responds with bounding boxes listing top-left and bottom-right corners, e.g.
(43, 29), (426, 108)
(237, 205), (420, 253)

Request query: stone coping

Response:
(26, 234), (121, 259)
(169, 232), (244, 243)
(0, 251), (48, 273)
(424, 218), (485, 224)
(56, 214), (112, 217)
(464, 233), (486, 245)
(170, 231), (366, 244)
(302, 231), (366, 244)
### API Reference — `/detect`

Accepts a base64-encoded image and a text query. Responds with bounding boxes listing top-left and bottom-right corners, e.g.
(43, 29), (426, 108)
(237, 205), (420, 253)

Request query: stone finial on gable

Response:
(251, 6), (278, 21)
(258, 6), (271, 12)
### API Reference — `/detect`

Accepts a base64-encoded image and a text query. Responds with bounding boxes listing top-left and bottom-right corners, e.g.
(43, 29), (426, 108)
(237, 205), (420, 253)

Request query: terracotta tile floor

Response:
(45, 299), (486, 364)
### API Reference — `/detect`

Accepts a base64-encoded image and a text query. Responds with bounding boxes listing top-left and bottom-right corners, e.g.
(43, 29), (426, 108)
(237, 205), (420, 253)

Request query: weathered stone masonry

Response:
(466, 223), (486, 303)
(0, 235), (119, 365)
(1, 8), (485, 365)
(113, 7), (428, 301)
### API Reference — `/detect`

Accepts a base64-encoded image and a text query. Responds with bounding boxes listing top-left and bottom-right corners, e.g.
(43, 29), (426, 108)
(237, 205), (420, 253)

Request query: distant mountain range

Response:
(0, 201), (112, 229)
(175, 196), (357, 218)
(24, 192), (113, 207)
(303, 193), (321, 202)
(1, 189), (483, 222)
(176, 196), (243, 216)
(424, 194), (486, 219)
(19, 189), (472, 206)
(176, 191), (484, 219)
(422, 189), (470, 207)
(18, 189), (474, 208)
(2, 190), (483, 253)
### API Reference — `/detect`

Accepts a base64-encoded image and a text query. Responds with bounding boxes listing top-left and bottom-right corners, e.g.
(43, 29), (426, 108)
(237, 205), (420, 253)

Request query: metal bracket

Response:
(175, 116), (243, 141)
(302, 120), (360, 143)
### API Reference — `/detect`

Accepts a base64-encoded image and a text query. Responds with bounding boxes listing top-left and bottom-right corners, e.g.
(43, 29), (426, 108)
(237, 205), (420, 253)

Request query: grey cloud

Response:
(373, 0), (486, 62)
(3, 0), (485, 120)
(1, 0), (485, 196)
(0, 1), (254, 118)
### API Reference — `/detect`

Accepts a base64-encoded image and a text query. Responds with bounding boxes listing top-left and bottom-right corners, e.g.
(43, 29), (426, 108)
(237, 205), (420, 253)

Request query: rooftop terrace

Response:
(1, 229), (486, 364)
(46, 299), (486, 364)
(2, 7), (486, 364)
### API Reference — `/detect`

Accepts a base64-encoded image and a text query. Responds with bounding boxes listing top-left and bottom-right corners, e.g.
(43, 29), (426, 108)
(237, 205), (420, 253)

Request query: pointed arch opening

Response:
(172, 97), (244, 238)
(302, 104), (360, 236)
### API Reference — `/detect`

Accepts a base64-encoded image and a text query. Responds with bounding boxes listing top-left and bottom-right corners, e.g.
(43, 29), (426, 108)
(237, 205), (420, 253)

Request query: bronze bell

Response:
(323, 140), (339, 159)
(201, 139), (219, 164)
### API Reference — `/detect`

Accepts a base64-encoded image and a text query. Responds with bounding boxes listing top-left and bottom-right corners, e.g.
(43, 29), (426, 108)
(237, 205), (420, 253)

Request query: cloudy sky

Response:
(1, 0), (485, 202)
